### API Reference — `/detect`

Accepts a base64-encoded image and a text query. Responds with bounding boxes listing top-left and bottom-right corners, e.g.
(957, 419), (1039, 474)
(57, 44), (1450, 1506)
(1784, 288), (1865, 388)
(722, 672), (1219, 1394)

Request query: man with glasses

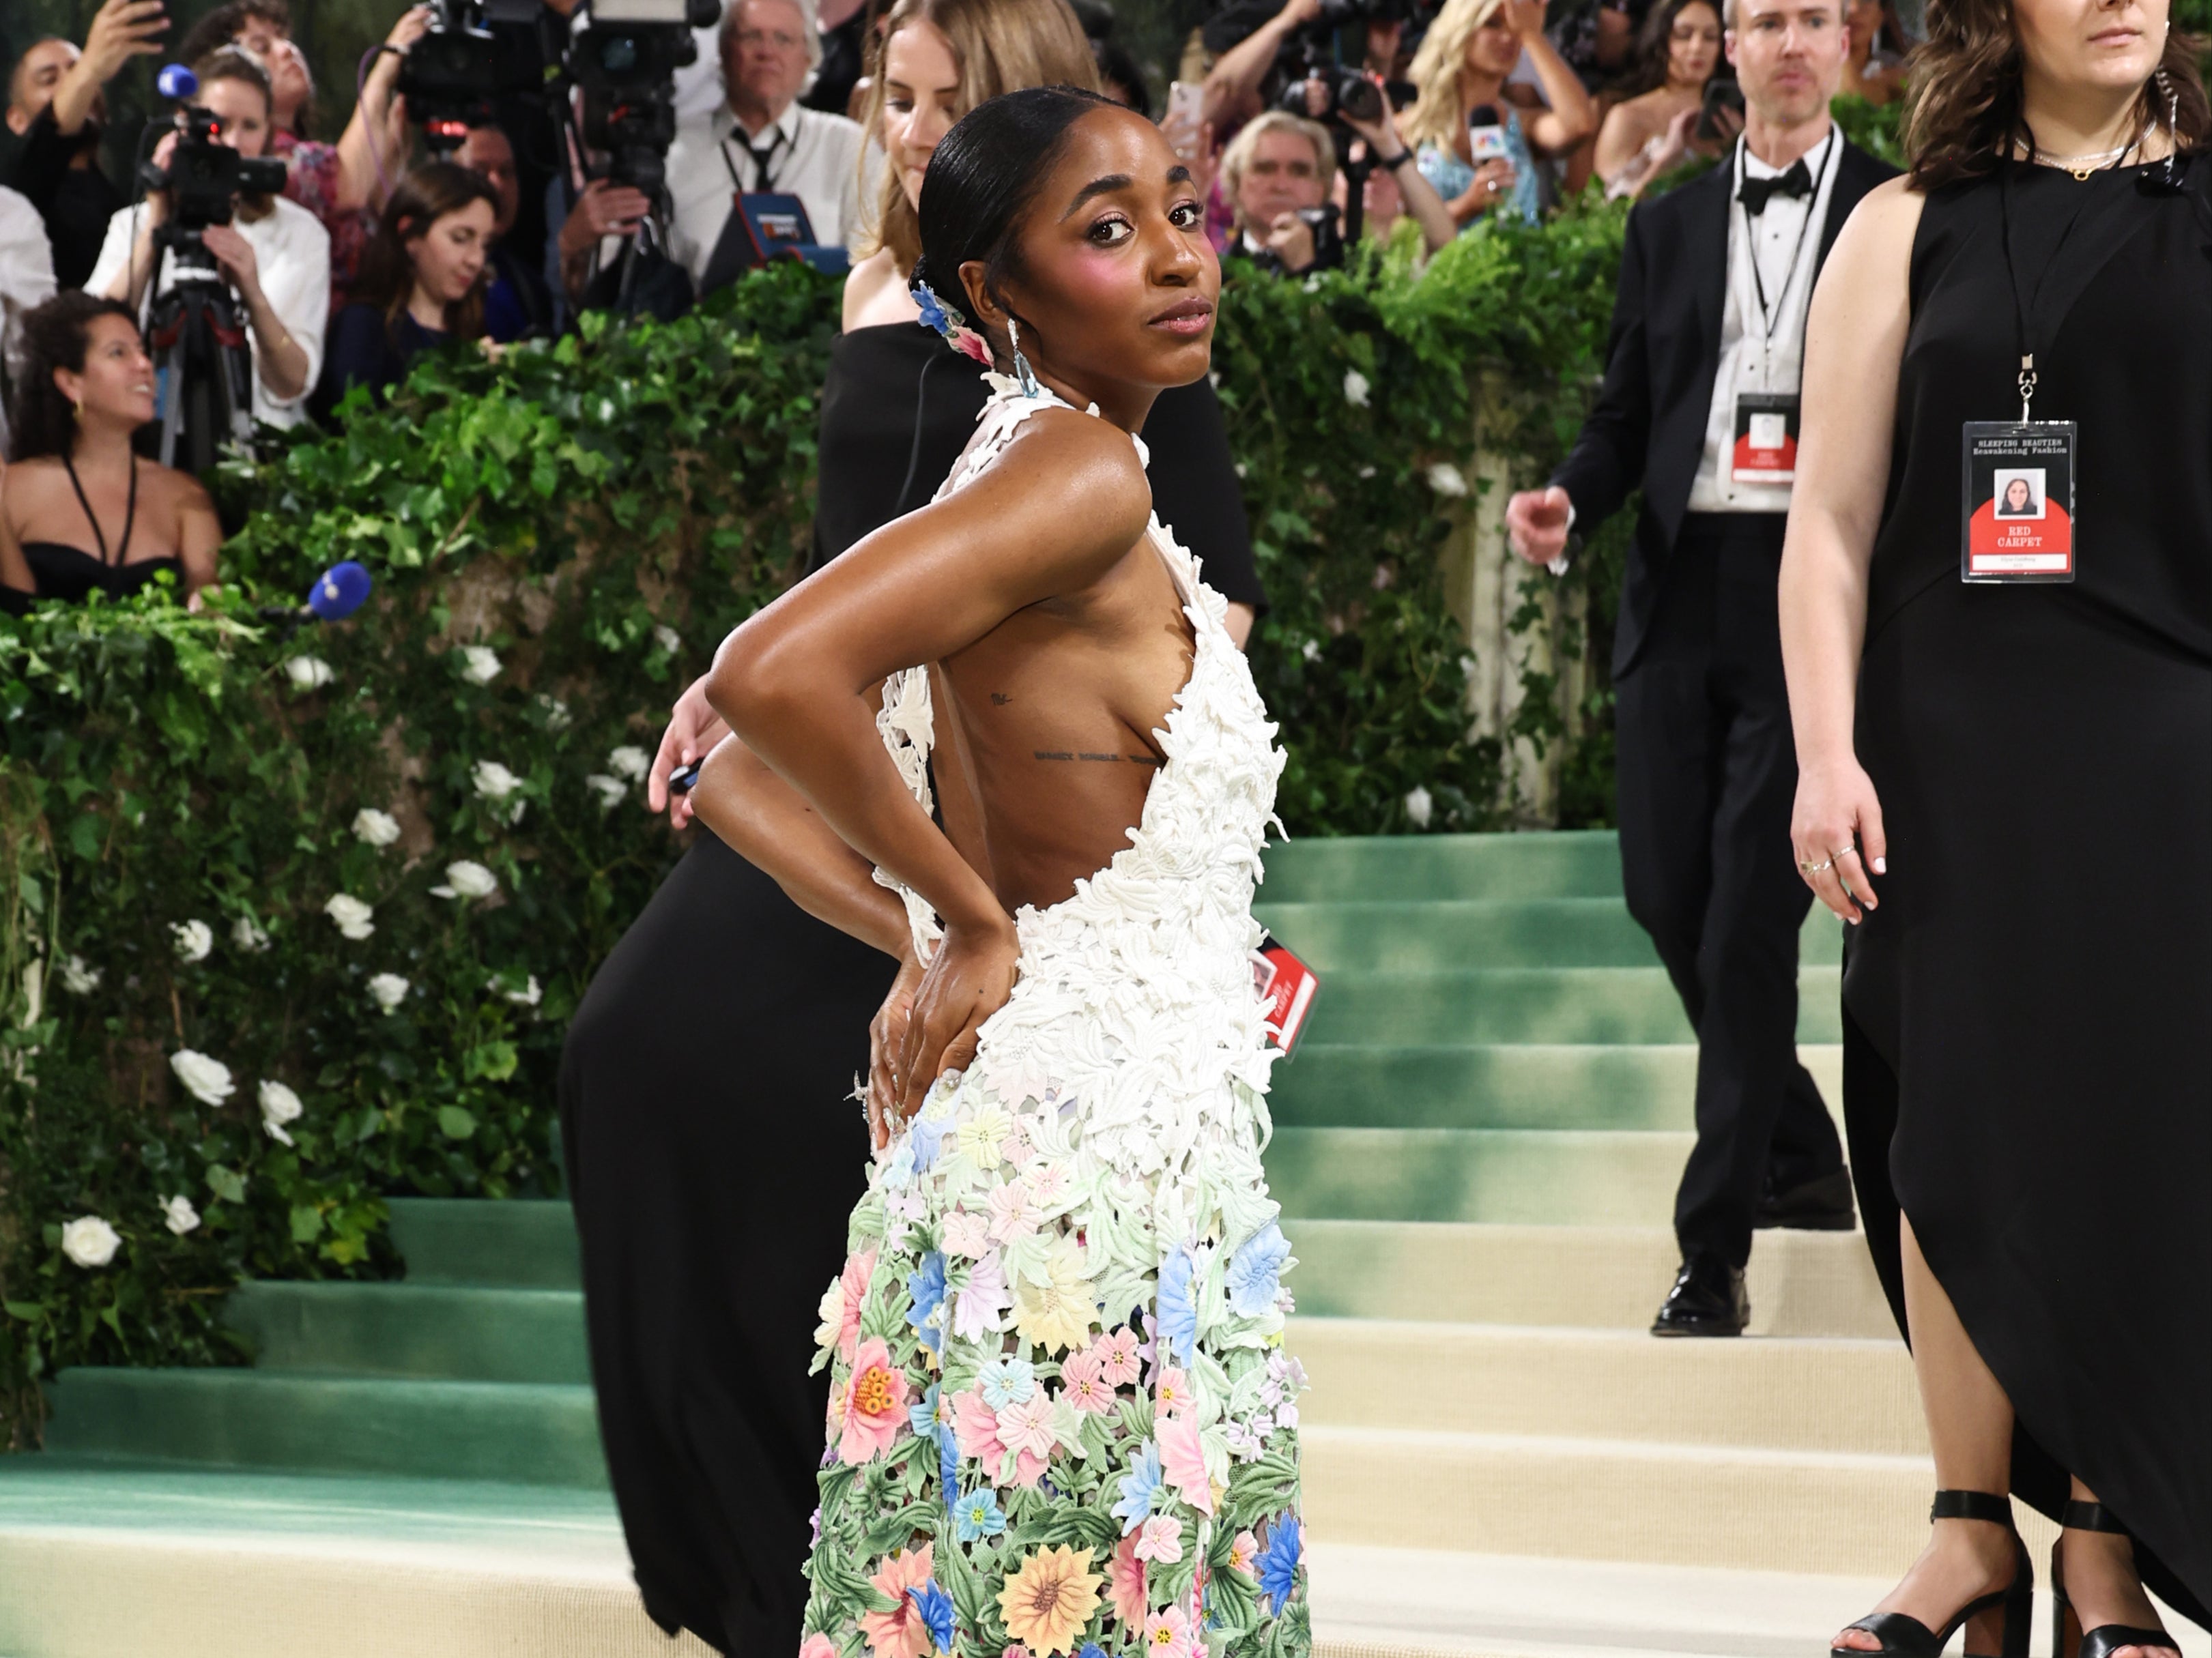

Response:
(663, 0), (864, 291)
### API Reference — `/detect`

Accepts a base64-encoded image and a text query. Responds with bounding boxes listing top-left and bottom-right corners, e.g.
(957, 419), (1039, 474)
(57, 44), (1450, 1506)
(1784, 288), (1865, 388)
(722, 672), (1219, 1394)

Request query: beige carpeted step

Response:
(1300, 1425), (1962, 1575)
(1293, 1221), (1897, 1339)
(1293, 1320), (1925, 1455)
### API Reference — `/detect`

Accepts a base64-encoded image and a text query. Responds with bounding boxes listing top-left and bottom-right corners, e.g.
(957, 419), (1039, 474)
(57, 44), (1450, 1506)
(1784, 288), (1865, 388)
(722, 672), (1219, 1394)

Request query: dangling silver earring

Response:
(1006, 315), (1043, 399)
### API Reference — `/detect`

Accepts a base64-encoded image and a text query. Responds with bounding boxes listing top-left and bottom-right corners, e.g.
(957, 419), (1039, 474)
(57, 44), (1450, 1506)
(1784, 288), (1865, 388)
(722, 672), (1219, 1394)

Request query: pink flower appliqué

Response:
(996, 1389), (1059, 1461)
(954, 1251), (1009, 1341)
(801, 1635), (838, 1658)
(941, 1209), (993, 1259)
(838, 1248), (877, 1365)
(838, 1337), (911, 1466)
(1142, 1604), (1195, 1658)
(1108, 1533), (1147, 1629)
(950, 326), (994, 368)
(987, 1179), (1044, 1243)
(953, 1385), (1046, 1486)
(1154, 1367), (1192, 1420)
(1156, 1413), (1214, 1515)
(1134, 1513), (1183, 1565)
(1229, 1530), (1259, 1576)
(861, 1543), (936, 1658)
(1094, 1327), (1143, 1388)
(1059, 1347), (1117, 1414)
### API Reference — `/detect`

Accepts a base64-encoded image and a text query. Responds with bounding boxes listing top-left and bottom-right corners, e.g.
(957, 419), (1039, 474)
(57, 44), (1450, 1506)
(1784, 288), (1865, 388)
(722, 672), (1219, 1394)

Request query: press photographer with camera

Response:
(87, 49), (330, 435)
(1220, 85), (1454, 273)
(5, 0), (162, 290)
(1403, 0), (1596, 226)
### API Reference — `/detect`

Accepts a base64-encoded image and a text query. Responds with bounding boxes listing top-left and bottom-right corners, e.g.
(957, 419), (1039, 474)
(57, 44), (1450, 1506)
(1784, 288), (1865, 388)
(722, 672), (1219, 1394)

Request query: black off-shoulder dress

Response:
(1844, 157), (2212, 1623)
(558, 323), (1265, 1656)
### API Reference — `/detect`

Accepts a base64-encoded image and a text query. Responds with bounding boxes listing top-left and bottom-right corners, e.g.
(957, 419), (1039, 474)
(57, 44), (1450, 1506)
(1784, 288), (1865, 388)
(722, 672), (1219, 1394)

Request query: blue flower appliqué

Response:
(1157, 1247), (1199, 1363)
(908, 1115), (946, 1174)
(1226, 1222), (1291, 1319)
(1112, 1438), (1164, 1535)
(910, 1580), (956, 1655)
(1258, 1514), (1302, 1615)
(906, 1251), (948, 1358)
(953, 1486), (1007, 1543)
(979, 1354), (1036, 1410)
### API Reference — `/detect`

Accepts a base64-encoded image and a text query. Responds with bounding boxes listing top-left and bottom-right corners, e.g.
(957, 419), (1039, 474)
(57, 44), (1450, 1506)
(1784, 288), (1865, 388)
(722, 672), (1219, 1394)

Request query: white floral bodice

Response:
(872, 377), (1289, 1210)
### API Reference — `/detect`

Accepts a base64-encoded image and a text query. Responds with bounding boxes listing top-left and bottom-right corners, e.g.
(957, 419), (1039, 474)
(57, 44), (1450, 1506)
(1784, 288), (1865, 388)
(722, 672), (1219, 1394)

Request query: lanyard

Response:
(1737, 131), (1834, 384)
(720, 124), (786, 194)
(1996, 157), (2105, 422)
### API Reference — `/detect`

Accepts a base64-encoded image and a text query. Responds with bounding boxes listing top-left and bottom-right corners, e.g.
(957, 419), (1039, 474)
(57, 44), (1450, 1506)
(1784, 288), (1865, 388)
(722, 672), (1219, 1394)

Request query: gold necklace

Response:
(2029, 139), (2137, 181)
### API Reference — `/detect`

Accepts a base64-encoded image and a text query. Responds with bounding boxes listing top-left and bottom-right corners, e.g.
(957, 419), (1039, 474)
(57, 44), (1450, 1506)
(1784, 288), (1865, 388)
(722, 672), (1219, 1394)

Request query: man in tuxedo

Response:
(1506, 0), (1896, 1337)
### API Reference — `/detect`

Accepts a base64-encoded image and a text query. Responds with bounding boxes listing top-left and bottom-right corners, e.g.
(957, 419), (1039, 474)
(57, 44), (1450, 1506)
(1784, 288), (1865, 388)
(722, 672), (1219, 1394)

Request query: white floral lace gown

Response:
(799, 379), (1310, 1658)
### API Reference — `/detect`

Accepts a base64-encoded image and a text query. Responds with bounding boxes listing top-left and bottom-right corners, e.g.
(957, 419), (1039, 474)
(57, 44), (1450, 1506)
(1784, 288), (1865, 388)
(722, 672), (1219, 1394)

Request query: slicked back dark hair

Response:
(8, 293), (143, 463)
(912, 85), (1120, 352)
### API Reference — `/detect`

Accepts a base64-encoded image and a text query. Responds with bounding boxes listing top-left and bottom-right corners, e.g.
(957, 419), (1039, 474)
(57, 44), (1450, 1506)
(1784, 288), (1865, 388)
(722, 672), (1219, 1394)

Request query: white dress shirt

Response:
(87, 194), (330, 431)
(0, 186), (57, 455)
(664, 102), (866, 285)
(1685, 128), (1840, 514)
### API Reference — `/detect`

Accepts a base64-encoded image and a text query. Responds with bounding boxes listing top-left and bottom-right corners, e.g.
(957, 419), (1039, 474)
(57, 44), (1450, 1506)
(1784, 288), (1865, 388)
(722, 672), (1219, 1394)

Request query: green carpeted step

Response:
(388, 1197), (579, 1289)
(1259, 830), (1625, 903)
(226, 1282), (588, 1385)
(1256, 899), (1845, 974)
(40, 1368), (607, 1487)
(1268, 1043), (1699, 1131)
(1304, 967), (1843, 1046)
(1263, 1126), (1688, 1225)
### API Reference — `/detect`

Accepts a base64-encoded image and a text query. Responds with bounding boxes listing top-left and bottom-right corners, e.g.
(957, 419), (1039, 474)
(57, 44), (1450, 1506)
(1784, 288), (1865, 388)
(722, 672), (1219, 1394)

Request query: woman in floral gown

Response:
(688, 88), (1308, 1658)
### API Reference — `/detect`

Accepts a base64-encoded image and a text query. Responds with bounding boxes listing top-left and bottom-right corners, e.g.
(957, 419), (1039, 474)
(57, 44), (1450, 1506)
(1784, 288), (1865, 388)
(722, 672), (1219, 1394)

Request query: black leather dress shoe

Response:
(1650, 1254), (1749, 1337)
(1754, 1167), (1858, 1232)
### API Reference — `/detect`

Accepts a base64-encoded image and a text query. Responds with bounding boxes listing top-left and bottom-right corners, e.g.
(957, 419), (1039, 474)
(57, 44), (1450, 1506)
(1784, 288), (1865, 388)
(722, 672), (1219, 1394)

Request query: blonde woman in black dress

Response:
(1783, 0), (2212, 1649)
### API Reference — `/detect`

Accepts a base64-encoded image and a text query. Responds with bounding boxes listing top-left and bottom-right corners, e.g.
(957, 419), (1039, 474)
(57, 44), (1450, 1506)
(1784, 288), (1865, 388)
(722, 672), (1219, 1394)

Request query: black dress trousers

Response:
(1612, 511), (1841, 1270)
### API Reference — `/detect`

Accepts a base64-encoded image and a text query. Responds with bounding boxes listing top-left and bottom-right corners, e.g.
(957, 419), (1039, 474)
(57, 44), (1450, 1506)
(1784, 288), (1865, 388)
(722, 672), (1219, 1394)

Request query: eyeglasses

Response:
(735, 28), (807, 51)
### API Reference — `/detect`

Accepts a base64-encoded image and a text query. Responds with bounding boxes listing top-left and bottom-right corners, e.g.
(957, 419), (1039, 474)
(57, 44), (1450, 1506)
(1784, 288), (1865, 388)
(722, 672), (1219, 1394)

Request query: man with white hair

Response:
(663, 0), (864, 289)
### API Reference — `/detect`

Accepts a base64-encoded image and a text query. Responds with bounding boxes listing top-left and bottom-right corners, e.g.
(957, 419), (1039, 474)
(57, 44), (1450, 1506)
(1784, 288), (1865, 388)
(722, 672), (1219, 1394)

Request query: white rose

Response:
(162, 1195), (201, 1236)
(258, 1079), (305, 1146)
(652, 625), (681, 656)
(458, 645), (502, 686)
(537, 695), (572, 732)
(1426, 461), (1469, 497)
(231, 916), (270, 952)
(1301, 639), (1322, 663)
(442, 860), (498, 900)
(284, 656), (336, 689)
(607, 746), (650, 783)
(352, 808), (402, 847)
(61, 1216), (121, 1268)
(59, 954), (102, 994)
(170, 919), (213, 963)
(1405, 785), (1435, 829)
(472, 759), (520, 800)
(494, 973), (542, 1008)
(169, 1049), (235, 1106)
(1343, 368), (1370, 407)
(586, 774), (628, 810)
(368, 972), (411, 1015)
(324, 894), (375, 941)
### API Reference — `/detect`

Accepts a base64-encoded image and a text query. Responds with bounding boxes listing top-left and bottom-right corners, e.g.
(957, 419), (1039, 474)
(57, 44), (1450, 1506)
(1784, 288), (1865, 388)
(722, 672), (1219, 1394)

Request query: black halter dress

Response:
(558, 323), (1265, 1657)
(18, 455), (183, 605)
(1843, 154), (2212, 1621)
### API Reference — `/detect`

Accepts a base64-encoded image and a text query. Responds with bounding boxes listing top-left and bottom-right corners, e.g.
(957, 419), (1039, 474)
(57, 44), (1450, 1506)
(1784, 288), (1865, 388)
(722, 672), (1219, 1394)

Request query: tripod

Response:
(143, 229), (256, 477)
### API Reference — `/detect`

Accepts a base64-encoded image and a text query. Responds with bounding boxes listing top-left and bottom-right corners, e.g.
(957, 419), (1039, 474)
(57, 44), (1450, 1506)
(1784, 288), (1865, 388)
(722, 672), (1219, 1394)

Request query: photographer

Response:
(87, 49), (330, 432)
(1403, 0), (1597, 227)
(177, 0), (430, 310)
(5, 1), (161, 289)
(1221, 113), (1338, 273)
(662, 0), (865, 289)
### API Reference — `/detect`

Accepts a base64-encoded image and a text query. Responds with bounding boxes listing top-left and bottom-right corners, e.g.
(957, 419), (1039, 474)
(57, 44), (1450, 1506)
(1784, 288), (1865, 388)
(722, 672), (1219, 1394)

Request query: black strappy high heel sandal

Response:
(2050, 1500), (2181, 1658)
(1830, 1490), (2035, 1658)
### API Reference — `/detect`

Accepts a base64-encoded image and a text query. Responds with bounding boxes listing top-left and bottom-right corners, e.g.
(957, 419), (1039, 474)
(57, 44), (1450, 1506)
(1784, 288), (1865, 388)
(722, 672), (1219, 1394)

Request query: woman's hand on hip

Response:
(1792, 757), (1886, 925)
(867, 948), (925, 1152)
(895, 912), (1020, 1123)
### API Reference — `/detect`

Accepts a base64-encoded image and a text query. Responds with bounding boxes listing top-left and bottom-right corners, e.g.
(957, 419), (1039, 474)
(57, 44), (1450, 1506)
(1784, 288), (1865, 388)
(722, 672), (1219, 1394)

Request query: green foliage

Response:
(0, 215), (1626, 1444)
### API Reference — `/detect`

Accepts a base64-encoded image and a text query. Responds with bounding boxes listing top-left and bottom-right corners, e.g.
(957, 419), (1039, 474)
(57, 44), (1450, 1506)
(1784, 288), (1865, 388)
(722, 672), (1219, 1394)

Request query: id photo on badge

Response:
(1994, 469), (2045, 519)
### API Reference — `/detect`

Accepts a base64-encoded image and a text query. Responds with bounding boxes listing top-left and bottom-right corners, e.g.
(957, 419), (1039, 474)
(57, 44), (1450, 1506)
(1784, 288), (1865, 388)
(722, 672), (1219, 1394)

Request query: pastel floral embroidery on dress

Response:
(796, 381), (1308, 1658)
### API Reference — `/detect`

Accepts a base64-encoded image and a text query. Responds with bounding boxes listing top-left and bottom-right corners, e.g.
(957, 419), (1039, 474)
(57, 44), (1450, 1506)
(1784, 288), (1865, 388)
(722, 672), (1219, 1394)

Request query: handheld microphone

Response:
(259, 562), (373, 626)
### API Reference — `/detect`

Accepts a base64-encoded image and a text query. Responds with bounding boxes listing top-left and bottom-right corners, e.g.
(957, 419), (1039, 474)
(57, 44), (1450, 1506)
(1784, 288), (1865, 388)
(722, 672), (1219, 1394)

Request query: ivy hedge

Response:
(0, 199), (1639, 1444)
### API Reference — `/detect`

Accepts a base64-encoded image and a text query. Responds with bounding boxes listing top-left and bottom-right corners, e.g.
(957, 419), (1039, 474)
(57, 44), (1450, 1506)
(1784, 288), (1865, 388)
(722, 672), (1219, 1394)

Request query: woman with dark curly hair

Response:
(1782, 0), (2212, 1643)
(1592, 0), (1732, 194)
(1, 293), (220, 613)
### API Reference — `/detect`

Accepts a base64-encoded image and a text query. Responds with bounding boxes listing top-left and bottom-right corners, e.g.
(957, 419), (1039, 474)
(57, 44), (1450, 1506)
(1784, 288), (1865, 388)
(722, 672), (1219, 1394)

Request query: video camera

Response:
(398, 0), (542, 154)
(140, 67), (288, 254)
(571, 0), (722, 197)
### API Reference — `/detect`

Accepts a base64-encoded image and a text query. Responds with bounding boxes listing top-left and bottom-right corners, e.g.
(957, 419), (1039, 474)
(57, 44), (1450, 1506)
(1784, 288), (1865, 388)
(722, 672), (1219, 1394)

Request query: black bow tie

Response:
(1738, 158), (1813, 214)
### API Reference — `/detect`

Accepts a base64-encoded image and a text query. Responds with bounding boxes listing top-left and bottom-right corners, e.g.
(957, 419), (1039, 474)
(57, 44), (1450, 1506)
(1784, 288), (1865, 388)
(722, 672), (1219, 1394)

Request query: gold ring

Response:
(1800, 857), (1833, 874)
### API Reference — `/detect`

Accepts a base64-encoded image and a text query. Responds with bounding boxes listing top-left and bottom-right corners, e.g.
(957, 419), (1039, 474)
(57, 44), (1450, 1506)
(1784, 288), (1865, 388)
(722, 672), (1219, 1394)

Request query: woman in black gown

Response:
(556, 2), (1263, 1650)
(1781, 1), (2212, 1653)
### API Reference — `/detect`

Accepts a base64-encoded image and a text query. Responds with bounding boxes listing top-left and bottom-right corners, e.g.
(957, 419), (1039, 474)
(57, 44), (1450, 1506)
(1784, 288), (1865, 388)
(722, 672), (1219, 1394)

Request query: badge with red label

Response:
(1729, 392), (1800, 486)
(1962, 422), (2075, 583)
(1251, 932), (1320, 1058)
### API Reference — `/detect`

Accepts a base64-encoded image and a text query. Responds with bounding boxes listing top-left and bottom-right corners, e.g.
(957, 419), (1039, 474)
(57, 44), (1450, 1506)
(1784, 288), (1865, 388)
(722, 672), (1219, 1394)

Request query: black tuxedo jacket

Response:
(1551, 140), (1899, 678)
